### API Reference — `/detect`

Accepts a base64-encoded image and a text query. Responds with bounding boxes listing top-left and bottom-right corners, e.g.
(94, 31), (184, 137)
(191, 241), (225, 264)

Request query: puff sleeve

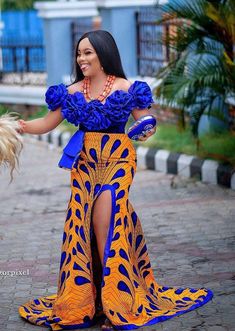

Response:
(129, 81), (154, 110)
(45, 83), (68, 111)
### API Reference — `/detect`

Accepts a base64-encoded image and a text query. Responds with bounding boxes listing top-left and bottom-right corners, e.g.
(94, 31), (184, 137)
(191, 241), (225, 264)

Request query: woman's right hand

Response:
(15, 108), (64, 135)
(17, 119), (27, 134)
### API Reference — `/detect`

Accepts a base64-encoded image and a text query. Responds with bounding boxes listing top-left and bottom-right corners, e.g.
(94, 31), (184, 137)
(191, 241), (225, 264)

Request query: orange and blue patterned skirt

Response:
(18, 132), (213, 330)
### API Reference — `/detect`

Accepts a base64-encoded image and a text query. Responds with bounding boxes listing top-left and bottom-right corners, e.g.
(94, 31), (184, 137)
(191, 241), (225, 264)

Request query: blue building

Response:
(1, 1), (166, 84)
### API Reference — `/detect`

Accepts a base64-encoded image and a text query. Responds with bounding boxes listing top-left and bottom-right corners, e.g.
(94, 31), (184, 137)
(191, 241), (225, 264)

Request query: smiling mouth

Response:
(80, 65), (89, 71)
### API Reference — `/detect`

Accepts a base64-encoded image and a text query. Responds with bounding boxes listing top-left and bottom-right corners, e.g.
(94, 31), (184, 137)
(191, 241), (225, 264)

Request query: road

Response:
(0, 137), (234, 331)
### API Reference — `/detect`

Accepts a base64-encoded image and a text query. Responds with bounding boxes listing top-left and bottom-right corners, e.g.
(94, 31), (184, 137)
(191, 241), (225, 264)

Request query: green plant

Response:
(155, 0), (235, 136)
(2, 0), (52, 10)
(0, 105), (8, 116)
(27, 106), (48, 120)
(136, 123), (235, 165)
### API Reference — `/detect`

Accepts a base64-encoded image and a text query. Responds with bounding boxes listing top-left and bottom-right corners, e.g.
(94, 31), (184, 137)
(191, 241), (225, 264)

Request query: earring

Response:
(101, 66), (104, 71)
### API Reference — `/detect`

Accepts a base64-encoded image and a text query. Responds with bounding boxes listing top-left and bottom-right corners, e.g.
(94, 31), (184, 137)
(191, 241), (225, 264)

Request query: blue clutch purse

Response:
(127, 115), (157, 141)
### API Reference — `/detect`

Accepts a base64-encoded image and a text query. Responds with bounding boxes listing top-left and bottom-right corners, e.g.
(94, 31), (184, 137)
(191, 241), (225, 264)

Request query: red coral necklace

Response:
(82, 75), (116, 102)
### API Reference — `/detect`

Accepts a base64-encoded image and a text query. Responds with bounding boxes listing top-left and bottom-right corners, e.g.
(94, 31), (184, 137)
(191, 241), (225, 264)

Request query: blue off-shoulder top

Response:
(45, 80), (154, 133)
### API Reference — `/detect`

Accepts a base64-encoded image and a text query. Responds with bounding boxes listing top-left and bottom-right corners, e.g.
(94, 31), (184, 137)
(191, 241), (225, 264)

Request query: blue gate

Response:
(1, 10), (45, 73)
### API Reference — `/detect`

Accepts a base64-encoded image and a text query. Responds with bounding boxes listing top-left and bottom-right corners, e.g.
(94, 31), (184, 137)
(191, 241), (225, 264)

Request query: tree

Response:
(2, 0), (52, 10)
(155, 0), (235, 136)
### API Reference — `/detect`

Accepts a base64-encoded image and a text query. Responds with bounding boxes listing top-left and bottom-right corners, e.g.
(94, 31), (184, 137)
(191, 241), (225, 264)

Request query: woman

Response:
(17, 30), (213, 330)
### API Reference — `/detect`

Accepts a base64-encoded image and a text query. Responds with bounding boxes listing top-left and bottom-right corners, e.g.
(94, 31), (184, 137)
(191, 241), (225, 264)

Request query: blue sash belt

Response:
(58, 130), (85, 170)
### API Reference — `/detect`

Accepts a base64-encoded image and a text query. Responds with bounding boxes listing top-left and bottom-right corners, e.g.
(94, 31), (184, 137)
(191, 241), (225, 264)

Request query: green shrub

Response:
(136, 124), (235, 165)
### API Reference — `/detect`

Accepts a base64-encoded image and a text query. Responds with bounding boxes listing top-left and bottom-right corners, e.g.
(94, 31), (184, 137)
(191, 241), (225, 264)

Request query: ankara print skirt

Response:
(18, 132), (213, 330)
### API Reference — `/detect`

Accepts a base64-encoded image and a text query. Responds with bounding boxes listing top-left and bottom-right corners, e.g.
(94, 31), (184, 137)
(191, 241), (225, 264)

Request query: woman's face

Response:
(77, 37), (102, 77)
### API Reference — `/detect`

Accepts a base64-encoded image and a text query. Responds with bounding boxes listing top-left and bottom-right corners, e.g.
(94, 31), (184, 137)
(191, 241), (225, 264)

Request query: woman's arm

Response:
(132, 108), (150, 121)
(18, 108), (64, 135)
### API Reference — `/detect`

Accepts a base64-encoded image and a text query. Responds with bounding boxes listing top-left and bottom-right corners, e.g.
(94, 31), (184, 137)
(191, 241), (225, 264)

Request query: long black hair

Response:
(72, 30), (127, 83)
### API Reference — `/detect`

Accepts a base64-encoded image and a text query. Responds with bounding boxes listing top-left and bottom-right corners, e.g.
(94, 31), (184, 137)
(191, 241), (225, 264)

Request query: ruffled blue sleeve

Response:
(60, 92), (87, 127)
(129, 81), (154, 110)
(45, 83), (68, 111)
(61, 93), (112, 129)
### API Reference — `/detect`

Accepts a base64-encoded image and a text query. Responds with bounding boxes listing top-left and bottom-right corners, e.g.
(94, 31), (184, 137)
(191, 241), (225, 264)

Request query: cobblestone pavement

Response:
(0, 137), (235, 331)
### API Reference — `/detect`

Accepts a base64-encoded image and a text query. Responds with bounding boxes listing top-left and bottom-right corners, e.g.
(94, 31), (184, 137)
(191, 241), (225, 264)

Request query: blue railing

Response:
(1, 35), (45, 72)
(1, 10), (45, 73)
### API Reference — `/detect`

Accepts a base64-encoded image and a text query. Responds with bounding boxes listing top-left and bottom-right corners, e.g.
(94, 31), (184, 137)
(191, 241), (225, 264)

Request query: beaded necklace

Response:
(82, 75), (116, 102)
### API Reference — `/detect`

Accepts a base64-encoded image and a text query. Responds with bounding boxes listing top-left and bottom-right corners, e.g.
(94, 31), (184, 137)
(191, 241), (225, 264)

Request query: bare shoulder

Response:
(114, 77), (132, 92)
(66, 81), (83, 94)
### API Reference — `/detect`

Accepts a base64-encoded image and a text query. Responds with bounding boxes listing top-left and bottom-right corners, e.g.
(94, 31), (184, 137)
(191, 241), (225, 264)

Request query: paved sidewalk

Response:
(0, 137), (235, 331)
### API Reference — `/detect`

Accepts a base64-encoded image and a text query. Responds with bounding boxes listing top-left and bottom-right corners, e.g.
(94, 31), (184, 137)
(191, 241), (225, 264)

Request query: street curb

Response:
(136, 146), (235, 190)
(31, 130), (235, 190)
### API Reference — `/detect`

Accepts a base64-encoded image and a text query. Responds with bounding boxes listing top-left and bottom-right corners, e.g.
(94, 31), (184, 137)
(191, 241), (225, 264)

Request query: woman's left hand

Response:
(138, 127), (156, 141)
